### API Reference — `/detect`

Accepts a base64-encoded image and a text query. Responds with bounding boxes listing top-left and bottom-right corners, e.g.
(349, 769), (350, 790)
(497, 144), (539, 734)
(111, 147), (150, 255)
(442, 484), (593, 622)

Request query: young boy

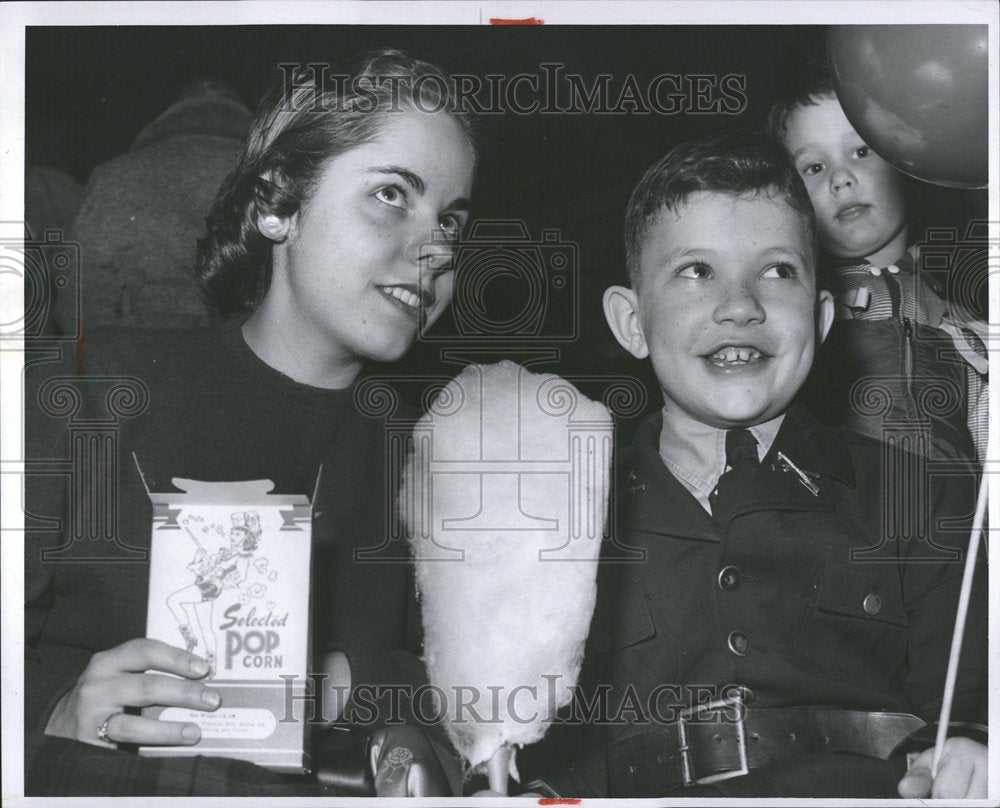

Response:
(768, 61), (988, 464)
(563, 129), (987, 798)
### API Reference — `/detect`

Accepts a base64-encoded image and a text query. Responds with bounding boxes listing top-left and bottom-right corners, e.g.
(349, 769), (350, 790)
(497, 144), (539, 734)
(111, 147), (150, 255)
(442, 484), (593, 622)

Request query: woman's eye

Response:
(374, 185), (407, 208)
(761, 263), (797, 279)
(677, 263), (711, 279)
(801, 162), (823, 177)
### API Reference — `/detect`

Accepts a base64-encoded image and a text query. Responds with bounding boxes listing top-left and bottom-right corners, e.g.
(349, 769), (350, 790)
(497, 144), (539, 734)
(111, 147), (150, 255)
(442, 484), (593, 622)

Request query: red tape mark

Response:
(537, 800), (581, 806)
(490, 17), (544, 25)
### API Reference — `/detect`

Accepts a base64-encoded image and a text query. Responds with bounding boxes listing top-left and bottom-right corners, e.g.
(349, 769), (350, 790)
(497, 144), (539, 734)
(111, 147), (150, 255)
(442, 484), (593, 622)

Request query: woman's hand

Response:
(897, 737), (987, 799)
(45, 638), (221, 748)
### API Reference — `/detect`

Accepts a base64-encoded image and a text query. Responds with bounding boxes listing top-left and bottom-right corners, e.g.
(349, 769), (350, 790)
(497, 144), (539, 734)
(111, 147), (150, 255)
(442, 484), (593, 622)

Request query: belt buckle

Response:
(677, 691), (749, 786)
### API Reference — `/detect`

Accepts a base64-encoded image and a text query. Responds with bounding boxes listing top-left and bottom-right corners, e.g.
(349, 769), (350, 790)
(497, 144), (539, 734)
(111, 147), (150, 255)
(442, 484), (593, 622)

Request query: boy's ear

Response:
(603, 285), (649, 359)
(816, 289), (835, 344)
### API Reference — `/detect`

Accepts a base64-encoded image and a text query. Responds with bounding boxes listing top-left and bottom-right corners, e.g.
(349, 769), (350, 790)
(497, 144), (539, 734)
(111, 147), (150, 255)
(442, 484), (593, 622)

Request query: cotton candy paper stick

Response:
(487, 745), (512, 794)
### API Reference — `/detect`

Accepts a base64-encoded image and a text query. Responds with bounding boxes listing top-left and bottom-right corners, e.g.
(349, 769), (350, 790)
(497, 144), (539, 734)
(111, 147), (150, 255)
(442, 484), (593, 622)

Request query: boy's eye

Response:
(439, 213), (464, 240)
(374, 184), (407, 208)
(801, 162), (823, 177)
(677, 263), (712, 279)
(855, 145), (871, 158)
(761, 262), (797, 279)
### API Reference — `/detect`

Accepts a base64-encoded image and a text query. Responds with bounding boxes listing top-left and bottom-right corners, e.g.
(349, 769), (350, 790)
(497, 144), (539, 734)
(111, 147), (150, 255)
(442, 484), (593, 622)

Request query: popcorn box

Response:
(139, 476), (314, 773)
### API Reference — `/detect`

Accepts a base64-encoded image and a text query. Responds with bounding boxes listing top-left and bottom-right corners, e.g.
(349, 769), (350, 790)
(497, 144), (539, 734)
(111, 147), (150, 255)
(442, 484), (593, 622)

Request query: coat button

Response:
(868, 266), (882, 276)
(718, 566), (742, 591)
(863, 593), (882, 616)
(727, 631), (749, 656)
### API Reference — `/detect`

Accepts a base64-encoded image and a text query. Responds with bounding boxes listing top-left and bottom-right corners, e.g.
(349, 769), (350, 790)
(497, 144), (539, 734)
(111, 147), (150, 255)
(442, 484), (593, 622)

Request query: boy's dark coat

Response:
(525, 404), (986, 798)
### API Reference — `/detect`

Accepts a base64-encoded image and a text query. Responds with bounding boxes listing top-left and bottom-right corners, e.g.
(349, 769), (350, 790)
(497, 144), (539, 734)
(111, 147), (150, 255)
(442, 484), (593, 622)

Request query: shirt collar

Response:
(658, 406), (785, 503)
(827, 244), (916, 274)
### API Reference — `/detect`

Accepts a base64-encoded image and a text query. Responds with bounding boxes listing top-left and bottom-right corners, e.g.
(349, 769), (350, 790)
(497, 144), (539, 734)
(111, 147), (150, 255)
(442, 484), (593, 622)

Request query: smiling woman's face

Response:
(255, 108), (475, 383)
(630, 191), (834, 429)
(780, 95), (908, 266)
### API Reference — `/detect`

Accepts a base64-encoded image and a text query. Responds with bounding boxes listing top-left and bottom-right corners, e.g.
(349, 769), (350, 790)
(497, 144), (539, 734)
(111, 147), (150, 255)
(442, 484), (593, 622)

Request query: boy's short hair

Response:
(623, 127), (818, 283)
(766, 58), (835, 137)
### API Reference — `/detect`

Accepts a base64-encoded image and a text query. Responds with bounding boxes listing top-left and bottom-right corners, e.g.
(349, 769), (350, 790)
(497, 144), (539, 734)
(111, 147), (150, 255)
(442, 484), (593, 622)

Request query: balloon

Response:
(827, 25), (988, 189)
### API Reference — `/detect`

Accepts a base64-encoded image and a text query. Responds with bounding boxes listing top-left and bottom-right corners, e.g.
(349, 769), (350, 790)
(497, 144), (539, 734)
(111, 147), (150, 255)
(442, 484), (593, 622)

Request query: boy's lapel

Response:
(617, 406), (858, 537)
(725, 405), (855, 521)
(618, 412), (720, 544)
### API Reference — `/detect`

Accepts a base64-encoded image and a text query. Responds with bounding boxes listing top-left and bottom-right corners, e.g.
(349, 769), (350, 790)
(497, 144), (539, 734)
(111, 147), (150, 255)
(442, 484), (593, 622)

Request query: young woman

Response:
(26, 49), (476, 795)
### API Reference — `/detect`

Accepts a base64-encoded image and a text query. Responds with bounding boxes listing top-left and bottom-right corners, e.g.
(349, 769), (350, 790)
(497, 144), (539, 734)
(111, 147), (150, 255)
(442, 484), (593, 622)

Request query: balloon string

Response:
(930, 466), (988, 778)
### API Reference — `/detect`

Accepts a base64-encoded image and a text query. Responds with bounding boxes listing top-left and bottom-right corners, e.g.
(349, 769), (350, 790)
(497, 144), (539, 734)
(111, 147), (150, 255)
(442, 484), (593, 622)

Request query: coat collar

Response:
(618, 404), (856, 542)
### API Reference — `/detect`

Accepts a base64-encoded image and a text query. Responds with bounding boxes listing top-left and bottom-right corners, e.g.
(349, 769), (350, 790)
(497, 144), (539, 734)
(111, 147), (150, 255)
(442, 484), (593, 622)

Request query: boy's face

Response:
(781, 95), (907, 266)
(605, 191), (834, 429)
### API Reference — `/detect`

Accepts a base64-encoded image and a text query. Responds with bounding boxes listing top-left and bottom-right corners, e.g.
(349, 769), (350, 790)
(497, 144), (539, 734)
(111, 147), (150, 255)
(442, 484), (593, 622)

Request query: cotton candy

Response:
(399, 361), (612, 771)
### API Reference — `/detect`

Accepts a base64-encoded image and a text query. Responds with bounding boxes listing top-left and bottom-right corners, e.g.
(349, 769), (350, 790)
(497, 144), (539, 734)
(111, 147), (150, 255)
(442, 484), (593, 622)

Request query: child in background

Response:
(562, 129), (985, 799)
(768, 60), (988, 463)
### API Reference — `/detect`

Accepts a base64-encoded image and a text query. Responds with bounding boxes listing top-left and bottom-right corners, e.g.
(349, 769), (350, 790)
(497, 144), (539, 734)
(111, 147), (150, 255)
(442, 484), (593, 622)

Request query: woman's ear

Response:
(603, 285), (649, 359)
(255, 170), (295, 242)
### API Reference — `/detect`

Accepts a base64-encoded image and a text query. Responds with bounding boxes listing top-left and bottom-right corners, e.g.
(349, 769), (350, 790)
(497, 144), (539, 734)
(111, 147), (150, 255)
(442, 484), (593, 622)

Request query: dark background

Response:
(25, 25), (988, 412)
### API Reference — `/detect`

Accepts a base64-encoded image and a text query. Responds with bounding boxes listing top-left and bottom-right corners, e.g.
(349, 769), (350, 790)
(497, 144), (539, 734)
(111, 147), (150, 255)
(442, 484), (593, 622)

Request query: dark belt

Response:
(608, 695), (925, 797)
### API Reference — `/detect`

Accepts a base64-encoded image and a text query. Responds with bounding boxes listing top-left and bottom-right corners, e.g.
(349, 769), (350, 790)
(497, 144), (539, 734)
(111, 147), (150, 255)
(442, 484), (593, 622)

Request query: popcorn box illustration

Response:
(139, 476), (314, 773)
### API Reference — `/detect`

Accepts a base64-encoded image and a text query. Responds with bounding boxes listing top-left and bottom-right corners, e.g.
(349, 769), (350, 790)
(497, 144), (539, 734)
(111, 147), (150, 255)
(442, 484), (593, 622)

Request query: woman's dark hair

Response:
(197, 49), (477, 318)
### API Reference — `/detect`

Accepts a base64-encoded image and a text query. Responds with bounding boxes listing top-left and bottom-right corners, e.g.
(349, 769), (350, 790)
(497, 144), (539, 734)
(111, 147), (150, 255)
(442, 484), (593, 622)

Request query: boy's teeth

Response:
(710, 346), (762, 363)
(384, 286), (420, 309)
